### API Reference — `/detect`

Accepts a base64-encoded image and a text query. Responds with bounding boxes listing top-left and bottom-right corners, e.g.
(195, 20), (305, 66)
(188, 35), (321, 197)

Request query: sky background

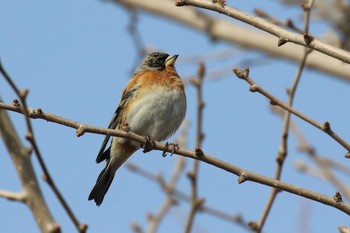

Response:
(1, 0), (350, 232)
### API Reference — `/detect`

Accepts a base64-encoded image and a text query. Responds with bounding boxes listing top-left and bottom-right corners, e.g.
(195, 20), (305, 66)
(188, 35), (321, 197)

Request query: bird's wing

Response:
(95, 79), (140, 163)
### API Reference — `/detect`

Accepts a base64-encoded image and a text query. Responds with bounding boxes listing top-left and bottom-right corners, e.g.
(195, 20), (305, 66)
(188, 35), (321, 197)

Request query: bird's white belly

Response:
(125, 87), (186, 142)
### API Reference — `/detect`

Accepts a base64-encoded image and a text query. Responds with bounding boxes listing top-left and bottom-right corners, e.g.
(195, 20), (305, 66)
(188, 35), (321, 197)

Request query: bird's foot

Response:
(141, 135), (155, 153)
(162, 142), (179, 157)
(122, 122), (131, 132)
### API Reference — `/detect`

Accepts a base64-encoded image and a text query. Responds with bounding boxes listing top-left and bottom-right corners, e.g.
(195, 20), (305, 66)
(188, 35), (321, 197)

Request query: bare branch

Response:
(146, 157), (184, 233)
(1, 102), (350, 215)
(0, 101), (60, 233)
(0, 190), (26, 202)
(233, 68), (350, 154)
(185, 63), (206, 233)
(256, 2), (314, 231)
(175, 0), (350, 64)
(0, 63), (87, 233)
(127, 163), (251, 230)
(115, 0), (350, 80)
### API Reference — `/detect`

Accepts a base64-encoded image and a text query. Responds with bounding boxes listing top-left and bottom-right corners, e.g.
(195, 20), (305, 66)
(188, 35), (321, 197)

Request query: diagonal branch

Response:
(127, 163), (252, 231)
(0, 99), (60, 233)
(175, 0), (350, 64)
(0, 101), (349, 215)
(185, 63), (205, 233)
(114, 0), (350, 80)
(233, 68), (350, 155)
(0, 63), (87, 233)
(256, 1), (315, 232)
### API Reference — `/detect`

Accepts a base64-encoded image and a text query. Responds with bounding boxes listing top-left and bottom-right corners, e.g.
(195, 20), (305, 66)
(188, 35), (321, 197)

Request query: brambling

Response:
(88, 52), (187, 205)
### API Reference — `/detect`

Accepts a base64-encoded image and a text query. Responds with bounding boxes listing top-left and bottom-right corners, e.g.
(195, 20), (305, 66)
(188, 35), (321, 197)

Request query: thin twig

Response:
(256, 51), (310, 232)
(127, 9), (147, 74)
(175, 0), (350, 64)
(146, 158), (186, 233)
(256, 1), (314, 232)
(132, 122), (189, 233)
(0, 63), (87, 233)
(0, 190), (26, 202)
(289, 117), (350, 200)
(254, 9), (304, 34)
(233, 68), (350, 155)
(115, 0), (350, 79)
(1, 103), (350, 215)
(127, 163), (251, 230)
(271, 105), (350, 201)
(0, 99), (60, 233)
(184, 63), (205, 233)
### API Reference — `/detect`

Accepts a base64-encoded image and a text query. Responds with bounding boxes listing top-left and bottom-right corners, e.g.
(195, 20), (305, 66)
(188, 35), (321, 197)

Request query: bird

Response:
(88, 52), (187, 206)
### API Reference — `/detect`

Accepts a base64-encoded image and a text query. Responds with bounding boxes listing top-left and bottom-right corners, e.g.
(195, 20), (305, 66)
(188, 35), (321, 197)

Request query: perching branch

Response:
(1, 101), (350, 215)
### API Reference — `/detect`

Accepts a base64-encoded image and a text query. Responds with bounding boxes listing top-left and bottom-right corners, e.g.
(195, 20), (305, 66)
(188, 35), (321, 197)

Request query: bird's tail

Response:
(88, 161), (115, 206)
(89, 143), (138, 206)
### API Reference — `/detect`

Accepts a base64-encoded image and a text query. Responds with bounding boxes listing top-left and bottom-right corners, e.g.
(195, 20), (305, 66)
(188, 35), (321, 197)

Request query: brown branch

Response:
(233, 68), (350, 154)
(338, 226), (350, 233)
(254, 9), (304, 34)
(1, 103), (350, 215)
(127, 9), (147, 73)
(288, 117), (350, 200)
(114, 0), (350, 80)
(175, 0), (350, 64)
(0, 100), (60, 233)
(0, 63), (87, 233)
(130, 222), (144, 233)
(256, 51), (311, 232)
(130, 122), (189, 232)
(185, 63), (205, 233)
(0, 190), (26, 203)
(127, 163), (251, 231)
(271, 105), (350, 201)
(146, 157), (184, 233)
(271, 105), (350, 178)
(256, 2), (314, 232)
(147, 198), (177, 233)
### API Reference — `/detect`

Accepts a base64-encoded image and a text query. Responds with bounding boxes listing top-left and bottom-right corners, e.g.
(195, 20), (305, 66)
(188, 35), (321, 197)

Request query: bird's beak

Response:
(165, 54), (179, 67)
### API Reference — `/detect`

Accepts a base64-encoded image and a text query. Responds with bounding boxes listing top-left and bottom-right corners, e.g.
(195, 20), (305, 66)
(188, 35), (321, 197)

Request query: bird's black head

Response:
(134, 52), (179, 75)
(142, 52), (169, 70)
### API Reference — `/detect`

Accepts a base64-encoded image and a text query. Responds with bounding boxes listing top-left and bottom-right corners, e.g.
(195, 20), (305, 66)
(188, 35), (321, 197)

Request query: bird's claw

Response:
(162, 142), (179, 157)
(141, 135), (155, 153)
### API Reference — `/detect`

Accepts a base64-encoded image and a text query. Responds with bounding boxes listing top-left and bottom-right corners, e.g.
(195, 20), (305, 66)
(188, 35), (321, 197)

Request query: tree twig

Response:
(0, 102), (350, 215)
(115, 0), (350, 80)
(184, 63), (205, 233)
(0, 98), (60, 233)
(0, 63), (87, 233)
(0, 190), (26, 203)
(256, 1), (315, 232)
(175, 0), (350, 64)
(127, 163), (251, 231)
(233, 68), (350, 155)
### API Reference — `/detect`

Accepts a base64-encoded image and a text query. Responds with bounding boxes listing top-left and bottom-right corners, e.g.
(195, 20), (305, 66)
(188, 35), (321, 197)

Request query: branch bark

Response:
(0, 100), (60, 233)
(114, 0), (350, 80)
(0, 102), (349, 216)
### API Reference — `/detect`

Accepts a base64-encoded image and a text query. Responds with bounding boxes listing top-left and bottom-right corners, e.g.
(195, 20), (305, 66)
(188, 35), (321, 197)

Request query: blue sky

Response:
(1, 0), (350, 232)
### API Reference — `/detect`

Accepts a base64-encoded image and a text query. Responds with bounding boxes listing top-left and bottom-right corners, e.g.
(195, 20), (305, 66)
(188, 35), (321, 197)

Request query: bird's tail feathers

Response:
(89, 144), (137, 206)
(88, 161), (115, 206)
